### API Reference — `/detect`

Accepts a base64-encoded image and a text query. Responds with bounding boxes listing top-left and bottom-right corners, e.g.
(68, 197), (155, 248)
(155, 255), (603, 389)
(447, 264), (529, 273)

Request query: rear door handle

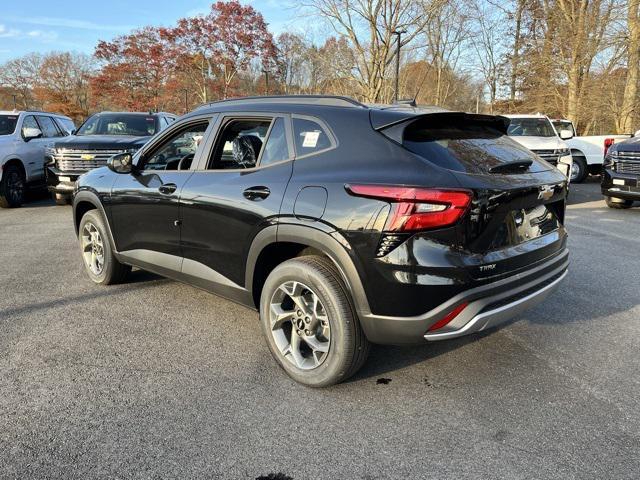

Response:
(159, 183), (178, 195)
(243, 186), (270, 201)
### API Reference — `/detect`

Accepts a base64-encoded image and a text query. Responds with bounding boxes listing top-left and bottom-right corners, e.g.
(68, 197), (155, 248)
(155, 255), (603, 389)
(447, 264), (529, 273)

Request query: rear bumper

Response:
(360, 248), (569, 344)
(423, 269), (566, 341)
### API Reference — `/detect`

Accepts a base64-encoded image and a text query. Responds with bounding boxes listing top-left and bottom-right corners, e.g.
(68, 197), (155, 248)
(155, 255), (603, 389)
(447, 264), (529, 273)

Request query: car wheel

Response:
(570, 156), (587, 183)
(54, 193), (71, 205)
(0, 164), (26, 208)
(79, 209), (131, 285)
(260, 255), (370, 387)
(604, 196), (633, 209)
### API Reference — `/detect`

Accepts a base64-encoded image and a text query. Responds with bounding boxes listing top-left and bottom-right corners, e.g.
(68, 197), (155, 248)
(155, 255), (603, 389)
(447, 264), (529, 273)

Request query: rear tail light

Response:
(345, 185), (472, 232)
(427, 302), (468, 332)
(604, 138), (615, 157)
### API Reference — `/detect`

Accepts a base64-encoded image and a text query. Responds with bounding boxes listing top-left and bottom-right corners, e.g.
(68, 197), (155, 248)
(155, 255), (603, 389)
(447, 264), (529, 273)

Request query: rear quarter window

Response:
(293, 117), (333, 157)
(402, 116), (549, 174)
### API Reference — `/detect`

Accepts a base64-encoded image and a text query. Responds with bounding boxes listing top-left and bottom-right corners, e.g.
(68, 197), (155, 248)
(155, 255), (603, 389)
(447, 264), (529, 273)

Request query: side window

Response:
(56, 117), (75, 135)
(37, 116), (63, 138)
(208, 118), (271, 169)
(293, 117), (332, 157)
(140, 122), (209, 171)
(21, 116), (39, 138)
(259, 118), (290, 167)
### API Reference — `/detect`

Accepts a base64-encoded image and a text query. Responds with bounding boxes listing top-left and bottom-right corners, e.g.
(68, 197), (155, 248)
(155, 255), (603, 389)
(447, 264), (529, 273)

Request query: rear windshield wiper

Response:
(489, 160), (533, 174)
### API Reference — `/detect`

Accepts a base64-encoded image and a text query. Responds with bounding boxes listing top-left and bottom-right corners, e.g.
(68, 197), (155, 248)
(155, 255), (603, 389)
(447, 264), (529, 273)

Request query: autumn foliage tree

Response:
(92, 26), (178, 112)
(164, 0), (276, 101)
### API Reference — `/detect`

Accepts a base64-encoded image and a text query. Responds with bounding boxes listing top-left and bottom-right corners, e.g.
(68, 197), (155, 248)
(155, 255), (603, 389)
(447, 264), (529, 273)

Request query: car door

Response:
(179, 112), (294, 291)
(18, 115), (50, 182)
(109, 115), (216, 271)
(32, 115), (65, 180)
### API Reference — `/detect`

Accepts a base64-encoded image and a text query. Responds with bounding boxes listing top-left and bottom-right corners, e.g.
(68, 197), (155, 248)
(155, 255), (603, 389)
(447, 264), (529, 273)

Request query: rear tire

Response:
(78, 209), (131, 285)
(54, 193), (71, 205)
(605, 196), (633, 209)
(0, 164), (26, 208)
(570, 156), (588, 183)
(260, 255), (370, 387)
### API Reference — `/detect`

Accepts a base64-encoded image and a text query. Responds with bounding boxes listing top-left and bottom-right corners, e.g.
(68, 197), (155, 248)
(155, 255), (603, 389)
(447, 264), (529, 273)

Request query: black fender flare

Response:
(245, 223), (372, 317)
(73, 190), (119, 252)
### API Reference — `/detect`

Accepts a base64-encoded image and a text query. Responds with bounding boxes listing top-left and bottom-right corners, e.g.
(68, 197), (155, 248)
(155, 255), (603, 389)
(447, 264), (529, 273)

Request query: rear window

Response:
(0, 115), (18, 135)
(402, 116), (549, 175)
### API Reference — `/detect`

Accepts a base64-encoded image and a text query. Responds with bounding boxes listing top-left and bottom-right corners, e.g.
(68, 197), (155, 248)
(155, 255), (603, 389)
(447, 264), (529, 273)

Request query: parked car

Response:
(551, 118), (632, 183)
(602, 136), (640, 208)
(72, 96), (569, 386)
(46, 111), (176, 205)
(0, 110), (74, 208)
(503, 114), (573, 180)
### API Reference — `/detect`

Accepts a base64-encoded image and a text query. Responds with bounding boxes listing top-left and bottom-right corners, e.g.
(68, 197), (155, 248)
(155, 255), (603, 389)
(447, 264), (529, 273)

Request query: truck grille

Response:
(54, 149), (131, 172)
(532, 149), (559, 165)
(610, 152), (640, 175)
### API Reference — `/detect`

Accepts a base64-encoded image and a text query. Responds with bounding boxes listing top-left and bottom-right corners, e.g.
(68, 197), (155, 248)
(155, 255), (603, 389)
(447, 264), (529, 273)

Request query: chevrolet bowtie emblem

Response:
(81, 154), (95, 160)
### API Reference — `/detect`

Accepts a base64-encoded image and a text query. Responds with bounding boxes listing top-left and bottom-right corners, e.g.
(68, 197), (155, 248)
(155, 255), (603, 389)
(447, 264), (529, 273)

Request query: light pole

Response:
(262, 69), (269, 95)
(182, 89), (188, 114)
(393, 30), (407, 103)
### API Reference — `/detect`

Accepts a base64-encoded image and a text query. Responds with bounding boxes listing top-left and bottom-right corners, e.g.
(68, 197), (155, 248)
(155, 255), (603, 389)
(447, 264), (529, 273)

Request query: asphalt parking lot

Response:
(0, 179), (639, 480)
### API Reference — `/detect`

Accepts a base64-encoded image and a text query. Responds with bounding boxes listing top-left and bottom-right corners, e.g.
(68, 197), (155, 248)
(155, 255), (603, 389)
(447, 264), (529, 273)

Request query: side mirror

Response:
(22, 127), (43, 141)
(107, 152), (134, 174)
(559, 129), (573, 140)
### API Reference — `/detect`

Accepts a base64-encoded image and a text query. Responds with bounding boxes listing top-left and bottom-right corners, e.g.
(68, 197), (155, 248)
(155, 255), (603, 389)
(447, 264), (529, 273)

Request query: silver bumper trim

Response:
(424, 269), (567, 341)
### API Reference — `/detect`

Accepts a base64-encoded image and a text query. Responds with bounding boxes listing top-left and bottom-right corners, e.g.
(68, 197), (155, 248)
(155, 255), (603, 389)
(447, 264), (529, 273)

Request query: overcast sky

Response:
(0, 0), (303, 63)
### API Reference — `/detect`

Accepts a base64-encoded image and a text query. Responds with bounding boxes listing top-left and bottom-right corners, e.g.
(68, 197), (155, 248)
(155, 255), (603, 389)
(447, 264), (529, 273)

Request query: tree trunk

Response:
(510, 0), (525, 103)
(620, 0), (640, 133)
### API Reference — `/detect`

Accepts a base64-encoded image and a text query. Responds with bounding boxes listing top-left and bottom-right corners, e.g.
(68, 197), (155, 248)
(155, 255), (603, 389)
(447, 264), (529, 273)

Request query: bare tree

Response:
(619, 0), (640, 133)
(304, 0), (446, 102)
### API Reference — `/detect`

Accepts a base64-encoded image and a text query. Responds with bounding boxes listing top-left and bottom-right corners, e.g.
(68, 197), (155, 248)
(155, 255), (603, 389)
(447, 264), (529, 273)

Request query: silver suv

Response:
(0, 110), (75, 208)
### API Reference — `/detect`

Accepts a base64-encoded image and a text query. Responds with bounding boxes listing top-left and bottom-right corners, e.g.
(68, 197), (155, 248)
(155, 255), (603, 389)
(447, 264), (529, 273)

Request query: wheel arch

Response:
(2, 158), (26, 177)
(246, 224), (371, 316)
(73, 190), (118, 249)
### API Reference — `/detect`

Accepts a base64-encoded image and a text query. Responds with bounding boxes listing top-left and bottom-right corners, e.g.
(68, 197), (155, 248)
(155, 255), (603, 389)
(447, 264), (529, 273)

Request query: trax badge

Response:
(538, 185), (555, 201)
(479, 264), (497, 272)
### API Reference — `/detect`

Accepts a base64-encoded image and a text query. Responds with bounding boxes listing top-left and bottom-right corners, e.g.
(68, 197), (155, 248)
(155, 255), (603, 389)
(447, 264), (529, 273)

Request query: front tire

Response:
(570, 156), (587, 183)
(260, 255), (370, 387)
(79, 210), (131, 285)
(605, 196), (633, 209)
(0, 164), (26, 208)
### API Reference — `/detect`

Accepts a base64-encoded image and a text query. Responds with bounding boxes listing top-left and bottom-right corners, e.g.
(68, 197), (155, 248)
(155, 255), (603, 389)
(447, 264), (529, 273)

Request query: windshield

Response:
(0, 115), (19, 136)
(402, 116), (549, 175)
(76, 114), (157, 136)
(507, 118), (556, 137)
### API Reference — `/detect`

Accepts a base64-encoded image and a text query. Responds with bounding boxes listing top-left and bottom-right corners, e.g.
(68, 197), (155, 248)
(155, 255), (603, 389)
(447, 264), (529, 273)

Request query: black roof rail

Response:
(195, 95), (367, 110)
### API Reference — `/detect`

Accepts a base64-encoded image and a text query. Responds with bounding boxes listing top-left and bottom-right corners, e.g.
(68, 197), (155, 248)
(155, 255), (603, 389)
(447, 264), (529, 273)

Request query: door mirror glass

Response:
(559, 129), (573, 140)
(108, 153), (134, 173)
(22, 127), (43, 141)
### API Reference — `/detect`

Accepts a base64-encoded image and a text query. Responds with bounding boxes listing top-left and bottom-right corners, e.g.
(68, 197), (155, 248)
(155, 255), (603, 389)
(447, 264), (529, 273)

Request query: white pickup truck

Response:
(551, 119), (632, 183)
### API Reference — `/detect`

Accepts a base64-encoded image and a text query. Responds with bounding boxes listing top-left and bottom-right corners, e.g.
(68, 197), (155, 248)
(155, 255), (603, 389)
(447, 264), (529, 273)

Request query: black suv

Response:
(46, 111), (175, 204)
(72, 96), (569, 386)
(602, 137), (640, 208)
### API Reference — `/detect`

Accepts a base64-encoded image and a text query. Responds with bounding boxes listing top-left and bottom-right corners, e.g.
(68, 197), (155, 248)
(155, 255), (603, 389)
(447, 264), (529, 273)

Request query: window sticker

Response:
(302, 130), (320, 148)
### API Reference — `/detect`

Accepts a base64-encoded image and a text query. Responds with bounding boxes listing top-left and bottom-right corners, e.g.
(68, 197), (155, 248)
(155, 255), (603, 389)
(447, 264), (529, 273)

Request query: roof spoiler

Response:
(372, 110), (510, 143)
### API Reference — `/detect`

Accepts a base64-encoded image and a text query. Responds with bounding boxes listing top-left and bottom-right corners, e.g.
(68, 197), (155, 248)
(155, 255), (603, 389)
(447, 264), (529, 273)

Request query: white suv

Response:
(0, 111), (75, 207)
(503, 114), (573, 181)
